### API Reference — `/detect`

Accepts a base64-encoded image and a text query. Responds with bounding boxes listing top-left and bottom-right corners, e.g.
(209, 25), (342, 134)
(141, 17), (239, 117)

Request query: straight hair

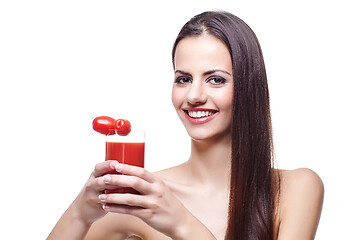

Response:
(172, 11), (279, 239)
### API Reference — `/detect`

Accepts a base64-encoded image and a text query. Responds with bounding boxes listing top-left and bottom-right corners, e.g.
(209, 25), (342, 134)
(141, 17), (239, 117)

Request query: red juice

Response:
(105, 141), (145, 194)
(106, 142), (145, 167)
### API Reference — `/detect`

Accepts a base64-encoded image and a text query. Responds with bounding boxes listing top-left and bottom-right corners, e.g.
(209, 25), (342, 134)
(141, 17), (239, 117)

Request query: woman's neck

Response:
(185, 136), (231, 189)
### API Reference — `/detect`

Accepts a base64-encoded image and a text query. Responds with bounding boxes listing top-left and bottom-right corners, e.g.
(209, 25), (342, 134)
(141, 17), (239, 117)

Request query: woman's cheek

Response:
(171, 87), (183, 109)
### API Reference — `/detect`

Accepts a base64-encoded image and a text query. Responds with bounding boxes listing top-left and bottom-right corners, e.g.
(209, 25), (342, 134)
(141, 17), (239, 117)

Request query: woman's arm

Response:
(47, 201), (92, 240)
(47, 161), (119, 240)
(48, 161), (217, 240)
(277, 168), (324, 240)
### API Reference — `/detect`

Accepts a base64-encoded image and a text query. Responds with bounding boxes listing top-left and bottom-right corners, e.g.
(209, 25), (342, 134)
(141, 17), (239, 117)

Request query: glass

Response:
(105, 130), (145, 194)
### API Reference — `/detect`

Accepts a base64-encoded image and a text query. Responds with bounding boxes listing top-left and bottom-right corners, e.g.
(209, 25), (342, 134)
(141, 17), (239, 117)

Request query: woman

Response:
(48, 11), (324, 240)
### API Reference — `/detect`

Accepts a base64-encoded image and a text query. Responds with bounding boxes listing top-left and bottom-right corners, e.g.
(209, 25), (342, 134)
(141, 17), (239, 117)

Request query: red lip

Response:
(182, 107), (218, 124)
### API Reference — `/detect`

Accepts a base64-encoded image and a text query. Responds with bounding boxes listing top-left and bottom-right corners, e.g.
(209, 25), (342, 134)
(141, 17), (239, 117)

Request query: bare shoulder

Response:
(277, 168), (324, 239)
(280, 168), (324, 206)
(280, 168), (324, 193)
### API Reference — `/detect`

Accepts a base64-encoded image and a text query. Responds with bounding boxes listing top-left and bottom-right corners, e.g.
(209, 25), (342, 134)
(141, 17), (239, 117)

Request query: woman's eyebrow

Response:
(204, 69), (232, 76)
(175, 69), (231, 76)
(174, 70), (191, 76)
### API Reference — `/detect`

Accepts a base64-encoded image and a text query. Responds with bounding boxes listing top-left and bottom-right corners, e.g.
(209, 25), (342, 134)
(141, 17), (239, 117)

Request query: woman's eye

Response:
(207, 76), (226, 85)
(175, 76), (192, 84)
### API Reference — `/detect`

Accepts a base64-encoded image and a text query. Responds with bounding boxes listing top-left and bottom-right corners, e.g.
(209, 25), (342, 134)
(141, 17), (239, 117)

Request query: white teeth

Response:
(188, 111), (215, 118)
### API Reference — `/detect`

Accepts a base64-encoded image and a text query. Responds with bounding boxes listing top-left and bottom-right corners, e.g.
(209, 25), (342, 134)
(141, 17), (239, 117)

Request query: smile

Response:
(183, 108), (218, 124)
(188, 110), (216, 118)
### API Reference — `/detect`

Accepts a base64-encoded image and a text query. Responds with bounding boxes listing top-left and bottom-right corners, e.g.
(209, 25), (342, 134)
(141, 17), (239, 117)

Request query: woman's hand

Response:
(72, 160), (120, 225)
(49, 162), (217, 240)
(98, 163), (213, 239)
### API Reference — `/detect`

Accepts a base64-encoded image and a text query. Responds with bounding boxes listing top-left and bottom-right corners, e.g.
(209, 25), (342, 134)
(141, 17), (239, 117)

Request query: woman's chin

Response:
(187, 129), (231, 144)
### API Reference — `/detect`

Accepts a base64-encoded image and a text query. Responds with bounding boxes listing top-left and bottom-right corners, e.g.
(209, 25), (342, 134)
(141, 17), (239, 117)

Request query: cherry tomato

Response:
(92, 116), (116, 135)
(114, 119), (131, 136)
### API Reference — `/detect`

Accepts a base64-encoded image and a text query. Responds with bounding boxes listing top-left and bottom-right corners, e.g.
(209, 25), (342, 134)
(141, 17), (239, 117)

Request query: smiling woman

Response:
(47, 10), (323, 240)
(172, 34), (233, 141)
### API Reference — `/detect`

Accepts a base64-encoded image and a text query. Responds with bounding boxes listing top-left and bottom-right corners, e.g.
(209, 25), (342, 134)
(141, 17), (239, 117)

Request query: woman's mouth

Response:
(183, 109), (218, 124)
(187, 110), (216, 118)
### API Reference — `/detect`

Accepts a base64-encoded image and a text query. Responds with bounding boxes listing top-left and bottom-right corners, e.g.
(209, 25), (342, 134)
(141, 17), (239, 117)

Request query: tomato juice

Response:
(105, 142), (145, 167)
(105, 140), (145, 194)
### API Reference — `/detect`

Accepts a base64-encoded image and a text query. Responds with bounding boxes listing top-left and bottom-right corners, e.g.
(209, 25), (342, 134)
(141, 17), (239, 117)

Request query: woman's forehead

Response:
(173, 35), (232, 74)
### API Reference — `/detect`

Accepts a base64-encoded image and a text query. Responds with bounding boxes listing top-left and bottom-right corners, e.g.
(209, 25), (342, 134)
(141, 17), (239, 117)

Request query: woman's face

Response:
(172, 34), (233, 142)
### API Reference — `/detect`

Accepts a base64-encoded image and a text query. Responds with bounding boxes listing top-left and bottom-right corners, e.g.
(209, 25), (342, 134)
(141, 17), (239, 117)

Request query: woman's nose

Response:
(186, 81), (207, 105)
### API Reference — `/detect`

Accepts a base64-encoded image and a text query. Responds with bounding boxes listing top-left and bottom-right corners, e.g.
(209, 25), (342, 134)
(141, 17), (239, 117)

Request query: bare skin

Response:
(81, 167), (324, 240)
(47, 34), (324, 240)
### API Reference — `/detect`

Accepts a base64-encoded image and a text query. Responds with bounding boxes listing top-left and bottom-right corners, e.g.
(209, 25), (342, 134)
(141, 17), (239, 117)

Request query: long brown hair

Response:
(172, 11), (279, 239)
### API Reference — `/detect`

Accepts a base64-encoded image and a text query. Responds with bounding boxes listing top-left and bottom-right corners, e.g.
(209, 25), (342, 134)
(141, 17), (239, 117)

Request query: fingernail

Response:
(103, 175), (111, 182)
(99, 194), (107, 201)
(115, 163), (124, 172)
(102, 204), (110, 210)
(110, 161), (117, 169)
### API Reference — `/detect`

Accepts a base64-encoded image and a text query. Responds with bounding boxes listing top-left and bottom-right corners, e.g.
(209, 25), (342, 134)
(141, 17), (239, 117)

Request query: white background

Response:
(0, 0), (359, 239)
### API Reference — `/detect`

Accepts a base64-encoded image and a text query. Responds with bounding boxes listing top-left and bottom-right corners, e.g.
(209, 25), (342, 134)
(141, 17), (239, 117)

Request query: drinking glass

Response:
(105, 130), (145, 194)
